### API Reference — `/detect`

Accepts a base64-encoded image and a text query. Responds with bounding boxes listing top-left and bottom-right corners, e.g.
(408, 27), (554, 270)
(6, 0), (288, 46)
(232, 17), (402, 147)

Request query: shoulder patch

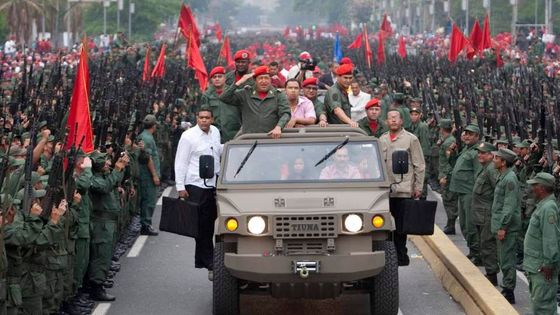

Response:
(507, 181), (515, 191)
(549, 215), (557, 224)
(332, 93), (339, 102)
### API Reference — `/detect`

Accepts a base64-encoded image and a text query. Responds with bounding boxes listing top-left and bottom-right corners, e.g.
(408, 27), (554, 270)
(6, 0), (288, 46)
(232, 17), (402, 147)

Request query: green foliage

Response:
(0, 13), (8, 41)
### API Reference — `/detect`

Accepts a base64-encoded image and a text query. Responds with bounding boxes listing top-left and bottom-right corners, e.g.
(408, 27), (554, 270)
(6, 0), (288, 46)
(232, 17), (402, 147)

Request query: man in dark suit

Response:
(318, 62), (339, 89)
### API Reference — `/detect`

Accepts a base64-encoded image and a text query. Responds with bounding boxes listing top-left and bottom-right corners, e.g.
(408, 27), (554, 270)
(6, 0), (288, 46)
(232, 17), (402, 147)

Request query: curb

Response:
(410, 227), (519, 315)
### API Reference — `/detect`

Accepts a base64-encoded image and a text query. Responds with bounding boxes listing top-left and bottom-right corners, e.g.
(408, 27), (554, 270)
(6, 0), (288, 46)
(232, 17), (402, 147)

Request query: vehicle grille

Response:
(284, 240), (326, 255)
(273, 215), (337, 239)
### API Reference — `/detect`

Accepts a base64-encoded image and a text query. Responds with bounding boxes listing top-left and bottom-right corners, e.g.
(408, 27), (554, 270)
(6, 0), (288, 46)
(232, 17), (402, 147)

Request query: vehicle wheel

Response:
(213, 242), (239, 315)
(369, 241), (399, 315)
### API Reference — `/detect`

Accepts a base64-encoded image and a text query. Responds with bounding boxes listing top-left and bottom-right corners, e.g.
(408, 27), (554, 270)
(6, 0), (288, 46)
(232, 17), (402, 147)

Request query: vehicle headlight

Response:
(372, 215), (385, 228)
(247, 216), (266, 235)
(344, 214), (363, 233)
(225, 218), (238, 232)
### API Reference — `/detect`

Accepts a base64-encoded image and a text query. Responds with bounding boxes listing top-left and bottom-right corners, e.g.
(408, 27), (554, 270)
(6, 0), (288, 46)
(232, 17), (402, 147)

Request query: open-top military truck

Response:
(199, 126), (408, 315)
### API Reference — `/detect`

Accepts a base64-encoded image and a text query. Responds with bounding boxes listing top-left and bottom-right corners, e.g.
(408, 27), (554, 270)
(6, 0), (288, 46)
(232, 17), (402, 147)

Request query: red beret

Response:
(365, 98), (380, 109)
(340, 57), (353, 65)
(209, 66), (225, 78)
(336, 64), (353, 76)
(302, 77), (318, 87)
(253, 65), (270, 78)
(234, 50), (251, 61)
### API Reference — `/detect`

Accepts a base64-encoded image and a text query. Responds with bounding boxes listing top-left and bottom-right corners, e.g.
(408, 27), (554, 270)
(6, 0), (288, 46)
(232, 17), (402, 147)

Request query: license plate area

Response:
(293, 261), (320, 274)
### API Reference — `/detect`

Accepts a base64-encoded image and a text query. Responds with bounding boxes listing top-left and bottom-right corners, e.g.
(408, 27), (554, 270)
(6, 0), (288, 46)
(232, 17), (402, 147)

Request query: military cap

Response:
(339, 57), (353, 65)
(38, 121), (48, 129)
(527, 172), (555, 187)
(410, 97), (422, 103)
(335, 64), (353, 76)
(302, 78), (318, 88)
(494, 148), (517, 163)
(253, 66), (270, 78)
(365, 98), (380, 109)
(439, 119), (453, 129)
(143, 114), (158, 125)
(495, 139), (508, 145)
(89, 151), (108, 165)
(512, 136), (521, 145)
(393, 93), (404, 101)
(31, 171), (41, 185)
(464, 124), (480, 134)
(515, 140), (531, 149)
(409, 107), (421, 114)
(209, 66), (225, 78)
(21, 132), (30, 140)
(16, 188), (46, 201)
(476, 142), (496, 153)
(233, 50), (251, 61)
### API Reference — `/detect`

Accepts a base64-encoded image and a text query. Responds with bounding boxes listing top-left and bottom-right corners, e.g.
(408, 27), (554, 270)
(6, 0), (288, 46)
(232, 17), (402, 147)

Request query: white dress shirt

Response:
(349, 91), (371, 121)
(174, 125), (222, 190)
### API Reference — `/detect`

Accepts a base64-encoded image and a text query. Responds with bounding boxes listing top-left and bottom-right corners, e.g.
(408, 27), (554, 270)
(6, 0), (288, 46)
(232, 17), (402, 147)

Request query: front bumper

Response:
(224, 251), (385, 283)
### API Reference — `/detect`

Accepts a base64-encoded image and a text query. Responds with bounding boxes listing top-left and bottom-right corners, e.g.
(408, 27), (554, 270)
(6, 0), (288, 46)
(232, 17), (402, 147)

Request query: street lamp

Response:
(103, 0), (110, 35)
(129, 3), (135, 38)
(117, 0), (123, 32)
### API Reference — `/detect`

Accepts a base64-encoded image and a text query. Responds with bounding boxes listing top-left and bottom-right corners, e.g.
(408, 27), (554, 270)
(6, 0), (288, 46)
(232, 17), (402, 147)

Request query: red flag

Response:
(380, 14), (393, 37)
(65, 43), (94, 154)
(215, 24), (223, 42)
(142, 46), (151, 82)
(468, 19), (482, 58)
(377, 31), (385, 64)
(219, 36), (234, 69)
(496, 47), (504, 68)
(398, 35), (407, 59)
(363, 25), (373, 68)
(481, 15), (492, 50)
(187, 32), (208, 91)
(151, 43), (166, 79)
(178, 4), (200, 46)
(283, 26), (290, 38)
(347, 32), (363, 49)
(448, 23), (470, 63)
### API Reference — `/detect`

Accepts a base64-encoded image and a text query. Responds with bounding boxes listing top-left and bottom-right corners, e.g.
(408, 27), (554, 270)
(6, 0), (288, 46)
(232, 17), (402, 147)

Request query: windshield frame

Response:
(218, 136), (389, 190)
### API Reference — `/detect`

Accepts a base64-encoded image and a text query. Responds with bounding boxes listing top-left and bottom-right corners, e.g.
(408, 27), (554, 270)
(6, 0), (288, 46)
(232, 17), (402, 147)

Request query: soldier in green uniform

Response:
(138, 115), (160, 236)
(357, 98), (387, 137)
(219, 65), (291, 138)
(323, 64), (357, 126)
(449, 124), (482, 262)
(427, 115), (441, 191)
(201, 66), (241, 143)
(524, 172), (560, 315)
(492, 148), (521, 304)
(387, 93), (411, 130)
(302, 78), (326, 126)
(514, 140), (535, 269)
(225, 50), (254, 87)
(472, 142), (499, 285)
(438, 119), (459, 234)
(409, 106), (431, 198)
(87, 151), (129, 301)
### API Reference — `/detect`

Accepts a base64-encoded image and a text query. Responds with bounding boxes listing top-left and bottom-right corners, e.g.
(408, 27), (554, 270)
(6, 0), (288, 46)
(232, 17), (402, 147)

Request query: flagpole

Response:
(172, 1), (184, 52)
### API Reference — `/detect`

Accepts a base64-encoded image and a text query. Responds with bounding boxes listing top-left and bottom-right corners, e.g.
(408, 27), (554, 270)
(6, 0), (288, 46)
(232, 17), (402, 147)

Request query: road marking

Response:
(92, 303), (111, 315)
(156, 186), (173, 206)
(398, 308), (403, 315)
(127, 235), (148, 258)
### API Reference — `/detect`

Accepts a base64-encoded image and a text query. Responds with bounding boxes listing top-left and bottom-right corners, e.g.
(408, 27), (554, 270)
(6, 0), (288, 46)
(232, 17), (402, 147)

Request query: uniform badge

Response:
(332, 93), (339, 102)
(549, 215), (557, 224)
(241, 52), (248, 59)
(507, 181), (515, 191)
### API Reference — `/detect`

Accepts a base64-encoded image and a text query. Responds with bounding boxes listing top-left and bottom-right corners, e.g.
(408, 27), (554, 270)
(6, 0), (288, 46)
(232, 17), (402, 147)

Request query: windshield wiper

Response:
(314, 138), (349, 167)
(234, 141), (258, 177)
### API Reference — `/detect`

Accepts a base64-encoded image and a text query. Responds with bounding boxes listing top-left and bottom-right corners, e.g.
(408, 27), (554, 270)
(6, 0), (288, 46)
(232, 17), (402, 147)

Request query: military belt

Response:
(92, 211), (119, 221)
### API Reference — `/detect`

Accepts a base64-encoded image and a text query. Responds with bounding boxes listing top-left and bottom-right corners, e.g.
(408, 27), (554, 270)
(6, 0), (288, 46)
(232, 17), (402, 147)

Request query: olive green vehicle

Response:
(200, 126), (404, 315)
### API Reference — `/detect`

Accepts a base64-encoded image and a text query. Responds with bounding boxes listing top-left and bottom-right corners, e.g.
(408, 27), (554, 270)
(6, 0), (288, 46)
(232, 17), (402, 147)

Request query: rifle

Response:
(22, 127), (36, 215)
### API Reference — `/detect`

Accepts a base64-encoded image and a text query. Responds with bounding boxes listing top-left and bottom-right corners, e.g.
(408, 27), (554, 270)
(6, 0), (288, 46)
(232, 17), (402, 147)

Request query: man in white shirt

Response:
(349, 81), (371, 121)
(287, 51), (314, 81)
(174, 109), (222, 277)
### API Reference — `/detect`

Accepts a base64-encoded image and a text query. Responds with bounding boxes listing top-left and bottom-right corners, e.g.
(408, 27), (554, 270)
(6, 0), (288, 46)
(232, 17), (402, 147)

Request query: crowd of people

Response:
(0, 23), (558, 315)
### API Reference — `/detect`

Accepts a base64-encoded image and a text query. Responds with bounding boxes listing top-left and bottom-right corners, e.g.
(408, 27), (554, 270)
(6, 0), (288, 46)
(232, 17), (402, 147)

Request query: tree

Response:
(0, 0), (43, 44)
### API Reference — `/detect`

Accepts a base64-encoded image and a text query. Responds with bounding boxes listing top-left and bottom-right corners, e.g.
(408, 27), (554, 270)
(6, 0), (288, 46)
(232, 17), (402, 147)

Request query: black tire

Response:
(213, 242), (239, 315)
(369, 241), (399, 315)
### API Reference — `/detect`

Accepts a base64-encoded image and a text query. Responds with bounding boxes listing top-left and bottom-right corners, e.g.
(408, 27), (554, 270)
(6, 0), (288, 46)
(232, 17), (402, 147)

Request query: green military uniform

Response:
(219, 84), (291, 134)
(409, 108), (431, 198)
(88, 152), (124, 298)
(524, 173), (560, 315)
(311, 98), (325, 121)
(449, 124), (482, 257)
(73, 165), (92, 294)
(155, 117), (173, 181)
(472, 143), (499, 277)
(438, 120), (459, 233)
(324, 83), (351, 124)
(492, 149), (521, 293)
(225, 71), (254, 87)
(428, 119), (440, 188)
(357, 117), (387, 138)
(201, 88), (242, 143)
(138, 117), (160, 228)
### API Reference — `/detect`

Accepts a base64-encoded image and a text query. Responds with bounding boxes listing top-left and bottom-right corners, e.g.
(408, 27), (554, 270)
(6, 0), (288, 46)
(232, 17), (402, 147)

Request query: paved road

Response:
(92, 186), (463, 315)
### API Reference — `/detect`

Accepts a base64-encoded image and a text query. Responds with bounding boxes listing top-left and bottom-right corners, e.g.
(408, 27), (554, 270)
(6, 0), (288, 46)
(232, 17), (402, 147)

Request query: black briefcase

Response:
(159, 197), (199, 238)
(392, 199), (437, 235)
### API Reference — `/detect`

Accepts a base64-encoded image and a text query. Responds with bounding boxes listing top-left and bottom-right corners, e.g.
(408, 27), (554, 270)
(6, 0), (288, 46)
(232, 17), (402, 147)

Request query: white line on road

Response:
(127, 235), (148, 258)
(92, 303), (111, 315)
(156, 186), (173, 206)
(398, 308), (403, 315)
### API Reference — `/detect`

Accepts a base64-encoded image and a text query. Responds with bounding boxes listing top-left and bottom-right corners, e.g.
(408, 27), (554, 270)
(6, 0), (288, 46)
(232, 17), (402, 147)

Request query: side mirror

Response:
(392, 150), (409, 175)
(199, 155), (215, 179)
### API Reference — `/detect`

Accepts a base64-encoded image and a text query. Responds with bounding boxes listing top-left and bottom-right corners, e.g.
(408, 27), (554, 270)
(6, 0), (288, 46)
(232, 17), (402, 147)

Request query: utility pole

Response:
(511, 0), (518, 43)
(430, 0), (435, 32)
(117, 0), (123, 32)
(462, 0), (469, 32)
(103, 0), (109, 35)
(129, 3), (135, 38)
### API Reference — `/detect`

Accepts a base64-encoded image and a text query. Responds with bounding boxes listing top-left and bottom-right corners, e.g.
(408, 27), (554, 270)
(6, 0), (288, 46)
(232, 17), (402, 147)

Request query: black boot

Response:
(90, 284), (116, 302)
(443, 219), (456, 235)
(141, 225), (159, 236)
(485, 273), (498, 286)
(501, 288), (515, 304)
